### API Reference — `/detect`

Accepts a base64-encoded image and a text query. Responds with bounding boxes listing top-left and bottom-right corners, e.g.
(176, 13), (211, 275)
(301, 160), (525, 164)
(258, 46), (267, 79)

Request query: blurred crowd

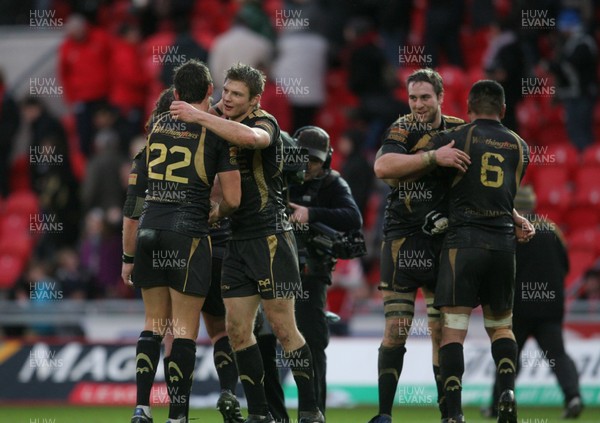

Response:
(0, 0), (599, 332)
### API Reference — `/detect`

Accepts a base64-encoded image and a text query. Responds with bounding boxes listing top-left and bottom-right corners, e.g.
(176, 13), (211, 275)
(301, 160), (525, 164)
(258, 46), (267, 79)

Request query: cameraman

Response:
(284, 126), (363, 415)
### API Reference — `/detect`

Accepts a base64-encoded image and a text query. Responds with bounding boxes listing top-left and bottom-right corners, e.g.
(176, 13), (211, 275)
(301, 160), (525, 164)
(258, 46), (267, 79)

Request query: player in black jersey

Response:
(170, 64), (323, 423)
(124, 145), (244, 423)
(368, 68), (469, 423)
(415, 80), (531, 423)
(122, 61), (241, 423)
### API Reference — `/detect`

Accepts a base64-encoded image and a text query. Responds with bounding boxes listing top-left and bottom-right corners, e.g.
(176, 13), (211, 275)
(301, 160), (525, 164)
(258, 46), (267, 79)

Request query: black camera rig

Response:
(305, 221), (367, 260)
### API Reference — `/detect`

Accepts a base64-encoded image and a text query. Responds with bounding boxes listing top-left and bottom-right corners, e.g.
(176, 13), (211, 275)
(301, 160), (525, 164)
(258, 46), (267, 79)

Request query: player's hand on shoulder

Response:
(170, 100), (200, 123)
(434, 140), (471, 173)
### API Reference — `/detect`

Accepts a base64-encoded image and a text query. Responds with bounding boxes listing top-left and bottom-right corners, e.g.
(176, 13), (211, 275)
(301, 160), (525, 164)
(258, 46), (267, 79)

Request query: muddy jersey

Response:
(379, 114), (465, 240)
(423, 119), (529, 252)
(229, 108), (291, 240)
(138, 112), (238, 238)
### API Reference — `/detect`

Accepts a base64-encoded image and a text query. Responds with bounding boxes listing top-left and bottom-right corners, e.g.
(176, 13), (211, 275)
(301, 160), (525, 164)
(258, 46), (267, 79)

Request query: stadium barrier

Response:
(1, 337), (599, 407)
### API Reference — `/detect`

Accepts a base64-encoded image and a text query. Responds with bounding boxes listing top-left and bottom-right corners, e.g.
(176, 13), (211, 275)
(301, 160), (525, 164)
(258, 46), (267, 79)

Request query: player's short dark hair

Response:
(146, 87), (175, 131)
(406, 68), (444, 97)
(225, 63), (266, 99)
(173, 59), (212, 103)
(468, 80), (505, 115)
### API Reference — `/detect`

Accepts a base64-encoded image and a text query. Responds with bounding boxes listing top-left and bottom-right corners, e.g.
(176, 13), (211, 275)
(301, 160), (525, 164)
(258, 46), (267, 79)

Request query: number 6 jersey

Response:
(423, 118), (530, 252)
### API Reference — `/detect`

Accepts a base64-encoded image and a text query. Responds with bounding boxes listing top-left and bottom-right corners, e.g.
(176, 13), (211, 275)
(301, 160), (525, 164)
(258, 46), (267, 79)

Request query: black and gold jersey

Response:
(229, 108), (291, 240)
(138, 112), (238, 238)
(379, 114), (465, 240)
(424, 119), (529, 252)
(124, 145), (233, 249)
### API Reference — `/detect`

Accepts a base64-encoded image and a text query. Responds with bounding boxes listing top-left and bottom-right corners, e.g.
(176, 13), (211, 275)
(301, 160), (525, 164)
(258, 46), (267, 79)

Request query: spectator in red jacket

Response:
(58, 14), (111, 157)
(109, 23), (149, 145)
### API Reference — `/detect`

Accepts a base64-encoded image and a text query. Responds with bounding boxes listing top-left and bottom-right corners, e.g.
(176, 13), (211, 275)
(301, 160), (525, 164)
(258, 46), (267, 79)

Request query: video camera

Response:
(280, 130), (309, 187)
(305, 222), (367, 260)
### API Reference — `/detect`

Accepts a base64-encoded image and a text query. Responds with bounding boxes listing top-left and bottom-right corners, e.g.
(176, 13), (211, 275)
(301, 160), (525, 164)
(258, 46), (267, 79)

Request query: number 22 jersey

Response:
(139, 112), (238, 238)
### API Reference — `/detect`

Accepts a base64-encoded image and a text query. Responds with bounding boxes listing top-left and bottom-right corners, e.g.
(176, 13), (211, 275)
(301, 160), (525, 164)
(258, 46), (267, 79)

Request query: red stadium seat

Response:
(0, 254), (26, 289)
(0, 213), (30, 237)
(543, 143), (579, 173)
(8, 155), (31, 193)
(4, 191), (39, 216)
(534, 206), (564, 227)
(0, 233), (33, 262)
(581, 143), (600, 167)
(573, 167), (600, 206)
(460, 28), (490, 70)
(566, 250), (596, 288)
(567, 228), (600, 255)
(537, 124), (570, 146)
(437, 65), (466, 104)
(520, 167), (535, 186)
(563, 206), (600, 233)
(532, 167), (571, 210)
(516, 99), (542, 144)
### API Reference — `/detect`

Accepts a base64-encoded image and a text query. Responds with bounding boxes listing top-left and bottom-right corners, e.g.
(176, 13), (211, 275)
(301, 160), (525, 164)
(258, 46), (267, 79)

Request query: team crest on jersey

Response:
(258, 278), (272, 292)
(388, 126), (409, 143)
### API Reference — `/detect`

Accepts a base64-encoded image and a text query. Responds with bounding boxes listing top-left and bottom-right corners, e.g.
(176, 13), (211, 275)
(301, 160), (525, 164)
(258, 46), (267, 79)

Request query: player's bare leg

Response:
(262, 297), (323, 423)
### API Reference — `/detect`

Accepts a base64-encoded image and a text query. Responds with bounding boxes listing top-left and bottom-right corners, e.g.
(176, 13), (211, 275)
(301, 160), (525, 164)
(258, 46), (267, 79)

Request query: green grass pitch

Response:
(4, 406), (600, 422)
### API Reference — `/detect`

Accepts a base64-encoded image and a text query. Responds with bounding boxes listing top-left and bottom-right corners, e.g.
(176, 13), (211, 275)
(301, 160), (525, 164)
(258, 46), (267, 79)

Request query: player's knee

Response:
(382, 321), (407, 347)
(443, 313), (470, 330)
(428, 322), (442, 347)
(483, 313), (514, 342)
(226, 318), (250, 346)
(272, 320), (302, 349)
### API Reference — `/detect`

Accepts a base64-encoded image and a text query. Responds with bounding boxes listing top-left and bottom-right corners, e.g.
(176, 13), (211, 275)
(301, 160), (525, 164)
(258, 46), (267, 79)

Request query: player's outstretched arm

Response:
(170, 101), (270, 149)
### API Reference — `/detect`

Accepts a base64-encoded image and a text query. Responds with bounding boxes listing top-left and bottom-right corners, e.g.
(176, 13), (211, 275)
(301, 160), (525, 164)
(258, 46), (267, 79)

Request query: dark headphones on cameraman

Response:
(293, 125), (334, 169)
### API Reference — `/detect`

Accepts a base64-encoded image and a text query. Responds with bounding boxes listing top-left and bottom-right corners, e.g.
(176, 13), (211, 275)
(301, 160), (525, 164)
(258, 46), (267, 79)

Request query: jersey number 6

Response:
(480, 152), (504, 188)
